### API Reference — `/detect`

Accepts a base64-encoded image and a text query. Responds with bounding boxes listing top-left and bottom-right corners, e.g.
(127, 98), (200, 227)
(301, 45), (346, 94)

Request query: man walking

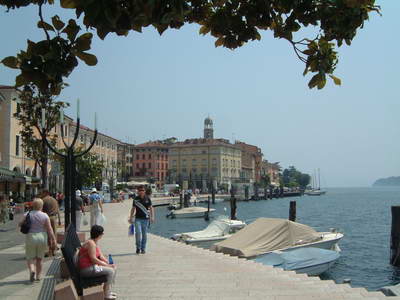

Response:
(129, 186), (154, 254)
(89, 188), (103, 227)
(41, 190), (60, 256)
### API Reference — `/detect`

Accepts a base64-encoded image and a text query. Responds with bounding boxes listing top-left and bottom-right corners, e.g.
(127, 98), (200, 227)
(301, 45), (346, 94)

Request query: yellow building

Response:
(168, 138), (242, 190)
(0, 85), (39, 199)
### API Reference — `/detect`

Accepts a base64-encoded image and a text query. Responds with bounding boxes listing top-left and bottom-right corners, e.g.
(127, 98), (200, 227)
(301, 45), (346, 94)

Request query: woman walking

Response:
(19, 198), (57, 282)
(79, 225), (117, 300)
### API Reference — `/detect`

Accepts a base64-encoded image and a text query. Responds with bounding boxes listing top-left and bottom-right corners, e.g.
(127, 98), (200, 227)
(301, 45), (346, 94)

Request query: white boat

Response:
(305, 190), (327, 196)
(171, 217), (246, 248)
(167, 206), (216, 218)
(254, 247), (340, 276)
(305, 169), (327, 196)
(211, 218), (343, 258)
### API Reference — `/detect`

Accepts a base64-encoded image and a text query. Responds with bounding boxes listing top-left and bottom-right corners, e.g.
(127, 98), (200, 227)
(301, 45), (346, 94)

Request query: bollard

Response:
(205, 196), (210, 221)
(212, 188), (215, 204)
(244, 186), (249, 201)
(390, 206), (400, 266)
(179, 192), (183, 209)
(289, 201), (296, 222)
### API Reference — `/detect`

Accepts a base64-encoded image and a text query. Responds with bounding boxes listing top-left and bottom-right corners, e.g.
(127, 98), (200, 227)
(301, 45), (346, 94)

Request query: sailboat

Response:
(305, 169), (327, 196)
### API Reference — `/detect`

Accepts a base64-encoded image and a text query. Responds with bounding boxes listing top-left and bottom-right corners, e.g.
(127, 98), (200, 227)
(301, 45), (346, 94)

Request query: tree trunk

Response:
(41, 138), (49, 190)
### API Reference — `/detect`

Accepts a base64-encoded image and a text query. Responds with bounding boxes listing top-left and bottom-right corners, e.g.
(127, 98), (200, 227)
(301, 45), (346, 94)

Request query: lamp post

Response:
(42, 101), (98, 230)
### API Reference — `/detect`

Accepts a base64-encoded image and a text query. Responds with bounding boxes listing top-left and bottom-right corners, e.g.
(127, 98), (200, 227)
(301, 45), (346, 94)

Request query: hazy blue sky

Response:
(1, 2), (398, 187)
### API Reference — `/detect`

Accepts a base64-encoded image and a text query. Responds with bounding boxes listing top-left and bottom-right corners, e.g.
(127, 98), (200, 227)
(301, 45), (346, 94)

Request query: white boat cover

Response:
(211, 218), (322, 258)
(255, 248), (340, 271)
(182, 220), (231, 239)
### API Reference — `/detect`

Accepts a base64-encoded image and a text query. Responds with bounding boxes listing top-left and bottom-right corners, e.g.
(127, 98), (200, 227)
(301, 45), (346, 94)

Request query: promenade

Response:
(1, 199), (398, 299)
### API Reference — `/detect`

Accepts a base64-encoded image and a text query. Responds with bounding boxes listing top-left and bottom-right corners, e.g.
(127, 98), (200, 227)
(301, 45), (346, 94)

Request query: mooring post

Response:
(289, 201), (296, 222)
(179, 191), (183, 209)
(244, 186), (249, 201)
(230, 188), (237, 220)
(205, 195), (210, 221)
(390, 206), (400, 266)
(212, 186), (215, 204)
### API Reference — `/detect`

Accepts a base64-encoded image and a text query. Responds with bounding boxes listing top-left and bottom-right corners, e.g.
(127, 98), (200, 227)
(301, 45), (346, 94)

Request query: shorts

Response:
(25, 232), (48, 260)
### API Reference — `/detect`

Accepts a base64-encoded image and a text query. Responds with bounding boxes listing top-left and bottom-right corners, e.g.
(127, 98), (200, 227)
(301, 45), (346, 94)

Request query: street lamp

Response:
(42, 100), (98, 230)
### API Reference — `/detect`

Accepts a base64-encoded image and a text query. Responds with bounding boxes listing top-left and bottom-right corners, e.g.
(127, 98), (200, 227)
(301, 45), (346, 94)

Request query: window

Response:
(148, 163), (151, 169)
(142, 154), (145, 159)
(136, 154), (139, 160)
(157, 163), (160, 169)
(172, 160), (177, 165)
(149, 154), (152, 159)
(15, 135), (20, 156)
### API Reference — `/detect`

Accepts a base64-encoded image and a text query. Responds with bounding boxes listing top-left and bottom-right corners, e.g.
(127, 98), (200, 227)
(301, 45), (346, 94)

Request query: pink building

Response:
(133, 141), (169, 187)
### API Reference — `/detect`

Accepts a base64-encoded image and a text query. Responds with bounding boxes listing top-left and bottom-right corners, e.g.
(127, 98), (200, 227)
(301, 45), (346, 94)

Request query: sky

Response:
(0, 2), (399, 187)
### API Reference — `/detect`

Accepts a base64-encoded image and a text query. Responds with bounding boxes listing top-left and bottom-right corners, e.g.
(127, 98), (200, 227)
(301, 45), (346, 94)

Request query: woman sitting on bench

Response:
(79, 225), (117, 300)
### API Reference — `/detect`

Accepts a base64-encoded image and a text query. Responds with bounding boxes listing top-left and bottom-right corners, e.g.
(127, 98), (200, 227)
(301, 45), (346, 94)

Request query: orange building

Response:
(132, 141), (169, 188)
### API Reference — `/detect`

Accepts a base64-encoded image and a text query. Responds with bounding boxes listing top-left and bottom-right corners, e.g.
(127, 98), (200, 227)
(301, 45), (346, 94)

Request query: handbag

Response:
(82, 215), (89, 226)
(128, 223), (135, 236)
(20, 212), (31, 234)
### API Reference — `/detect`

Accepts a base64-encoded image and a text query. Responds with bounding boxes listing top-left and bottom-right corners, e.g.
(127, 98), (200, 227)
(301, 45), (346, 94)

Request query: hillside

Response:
(373, 176), (400, 186)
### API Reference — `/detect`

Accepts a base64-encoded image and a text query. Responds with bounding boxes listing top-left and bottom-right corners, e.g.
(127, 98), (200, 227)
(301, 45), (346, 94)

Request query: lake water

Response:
(151, 187), (400, 291)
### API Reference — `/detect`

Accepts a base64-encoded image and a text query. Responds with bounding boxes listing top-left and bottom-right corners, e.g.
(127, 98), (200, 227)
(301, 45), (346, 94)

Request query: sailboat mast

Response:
(318, 168), (321, 190)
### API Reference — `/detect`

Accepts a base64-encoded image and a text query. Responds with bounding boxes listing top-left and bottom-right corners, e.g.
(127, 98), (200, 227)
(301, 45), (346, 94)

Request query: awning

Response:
(0, 167), (25, 183)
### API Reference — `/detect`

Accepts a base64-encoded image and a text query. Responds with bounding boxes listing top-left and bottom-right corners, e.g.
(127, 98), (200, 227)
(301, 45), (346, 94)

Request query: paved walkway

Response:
(1, 200), (399, 299)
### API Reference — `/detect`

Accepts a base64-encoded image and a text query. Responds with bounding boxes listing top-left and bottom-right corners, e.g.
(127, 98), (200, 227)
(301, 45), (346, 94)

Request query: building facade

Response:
(0, 85), (39, 199)
(67, 122), (120, 185)
(261, 160), (281, 186)
(132, 141), (169, 188)
(235, 141), (263, 183)
(168, 138), (242, 190)
(117, 143), (134, 182)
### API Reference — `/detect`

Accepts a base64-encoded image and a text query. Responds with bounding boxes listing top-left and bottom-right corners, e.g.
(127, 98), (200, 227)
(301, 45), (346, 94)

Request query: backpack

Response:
(20, 212), (31, 234)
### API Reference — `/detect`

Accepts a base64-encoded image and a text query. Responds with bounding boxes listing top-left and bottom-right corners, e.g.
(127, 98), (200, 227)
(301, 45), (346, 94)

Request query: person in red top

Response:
(79, 225), (117, 300)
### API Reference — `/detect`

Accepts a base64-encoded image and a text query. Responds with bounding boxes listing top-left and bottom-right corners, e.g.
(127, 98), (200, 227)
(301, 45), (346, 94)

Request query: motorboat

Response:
(253, 247), (340, 276)
(211, 218), (343, 258)
(171, 217), (246, 248)
(166, 206), (216, 218)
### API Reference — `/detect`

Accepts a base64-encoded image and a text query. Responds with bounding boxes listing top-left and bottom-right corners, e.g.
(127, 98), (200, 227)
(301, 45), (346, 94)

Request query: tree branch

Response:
(38, 3), (50, 41)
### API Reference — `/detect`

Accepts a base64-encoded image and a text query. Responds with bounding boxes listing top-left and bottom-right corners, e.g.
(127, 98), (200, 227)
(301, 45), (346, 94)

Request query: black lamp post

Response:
(42, 102), (97, 230)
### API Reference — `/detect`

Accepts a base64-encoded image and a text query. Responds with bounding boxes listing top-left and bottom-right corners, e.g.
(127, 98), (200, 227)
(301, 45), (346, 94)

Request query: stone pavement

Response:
(1, 199), (399, 300)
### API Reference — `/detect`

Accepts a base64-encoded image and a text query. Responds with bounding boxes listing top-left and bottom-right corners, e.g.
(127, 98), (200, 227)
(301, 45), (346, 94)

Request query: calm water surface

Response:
(151, 187), (400, 290)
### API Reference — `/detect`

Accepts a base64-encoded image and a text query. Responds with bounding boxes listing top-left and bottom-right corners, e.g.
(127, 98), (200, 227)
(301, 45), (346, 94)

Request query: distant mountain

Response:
(373, 176), (400, 186)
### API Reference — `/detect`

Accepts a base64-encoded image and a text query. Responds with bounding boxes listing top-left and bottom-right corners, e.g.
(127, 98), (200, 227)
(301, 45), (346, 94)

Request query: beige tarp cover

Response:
(211, 218), (322, 258)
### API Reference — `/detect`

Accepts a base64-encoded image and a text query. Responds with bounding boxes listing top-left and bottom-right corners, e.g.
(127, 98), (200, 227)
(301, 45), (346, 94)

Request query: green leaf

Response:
(62, 19), (80, 42)
(156, 24), (168, 35)
(75, 33), (93, 51)
(15, 74), (29, 87)
(317, 77), (326, 89)
(215, 37), (224, 47)
(75, 51), (98, 66)
(37, 21), (55, 32)
(60, 0), (78, 8)
(308, 74), (320, 89)
(1, 56), (19, 69)
(329, 75), (341, 86)
(52, 15), (65, 31)
(199, 25), (210, 35)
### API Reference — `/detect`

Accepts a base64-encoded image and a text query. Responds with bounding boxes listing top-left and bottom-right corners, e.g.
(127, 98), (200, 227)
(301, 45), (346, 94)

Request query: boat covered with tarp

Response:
(211, 218), (342, 258)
